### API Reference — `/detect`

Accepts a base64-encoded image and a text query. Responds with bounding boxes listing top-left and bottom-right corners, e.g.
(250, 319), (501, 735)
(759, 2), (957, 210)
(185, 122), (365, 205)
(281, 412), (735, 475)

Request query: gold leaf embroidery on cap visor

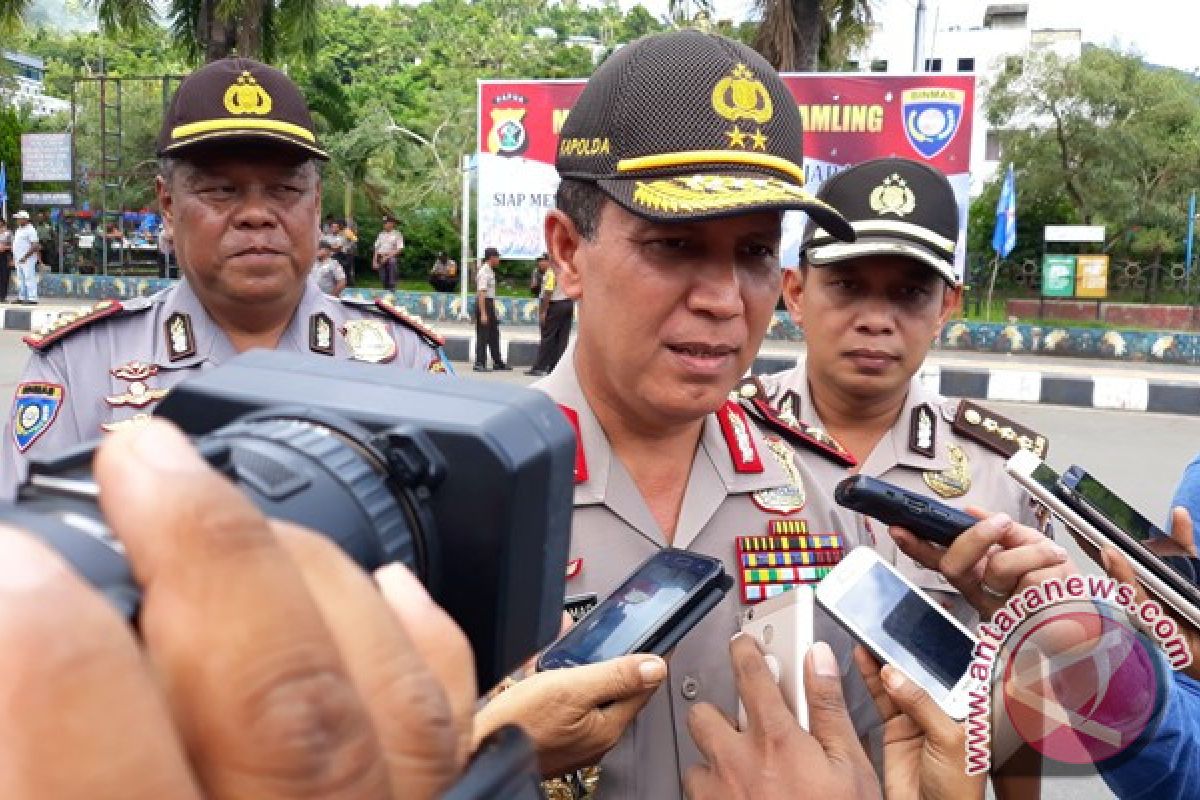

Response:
(631, 175), (828, 215)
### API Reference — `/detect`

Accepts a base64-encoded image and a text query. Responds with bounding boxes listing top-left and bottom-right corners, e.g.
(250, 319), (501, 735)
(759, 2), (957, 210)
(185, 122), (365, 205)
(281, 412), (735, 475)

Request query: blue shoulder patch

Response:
(13, 382), (64, 452)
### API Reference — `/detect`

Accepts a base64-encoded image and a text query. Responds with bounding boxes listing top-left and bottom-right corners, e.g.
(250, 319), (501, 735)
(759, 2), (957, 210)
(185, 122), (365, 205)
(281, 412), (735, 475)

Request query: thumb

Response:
(566, 654), (667, 706)
(879, 666), (959, 749)
(803, 641), (861, 761)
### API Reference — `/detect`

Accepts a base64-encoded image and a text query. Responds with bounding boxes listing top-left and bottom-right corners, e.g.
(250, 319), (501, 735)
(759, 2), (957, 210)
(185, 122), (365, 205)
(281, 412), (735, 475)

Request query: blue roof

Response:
(2, 51), (45, 70)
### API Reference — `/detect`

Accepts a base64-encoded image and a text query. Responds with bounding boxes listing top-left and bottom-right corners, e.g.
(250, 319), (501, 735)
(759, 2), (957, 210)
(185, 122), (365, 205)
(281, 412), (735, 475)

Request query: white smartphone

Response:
(815, 547), (982, 720)
(1006, 449), (1200, 630)
(739, 585), (814, 730)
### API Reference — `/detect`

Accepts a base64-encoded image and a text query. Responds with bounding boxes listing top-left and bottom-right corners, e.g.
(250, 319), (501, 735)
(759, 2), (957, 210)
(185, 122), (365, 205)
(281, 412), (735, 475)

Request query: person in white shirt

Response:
(11, 211), (40, 305)
(373, 216), (404, 291)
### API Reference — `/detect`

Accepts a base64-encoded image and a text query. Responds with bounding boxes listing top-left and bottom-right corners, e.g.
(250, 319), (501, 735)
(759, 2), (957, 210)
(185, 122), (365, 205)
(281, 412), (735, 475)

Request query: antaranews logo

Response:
(965, 574), (1190, 776)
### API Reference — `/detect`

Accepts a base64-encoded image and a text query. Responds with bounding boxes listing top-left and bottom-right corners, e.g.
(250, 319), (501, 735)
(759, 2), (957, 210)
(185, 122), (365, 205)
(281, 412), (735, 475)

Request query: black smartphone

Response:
(834, 475), (978, 547)
(1060, 467), (1167, 543)
(537, 549), (732, 670)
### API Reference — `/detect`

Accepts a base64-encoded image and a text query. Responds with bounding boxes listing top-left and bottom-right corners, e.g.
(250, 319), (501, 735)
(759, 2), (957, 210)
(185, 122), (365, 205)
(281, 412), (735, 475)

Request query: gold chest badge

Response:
(752, 436), (806, 514)
(341, 319), (397, 363)
(923, 443), (972, 499)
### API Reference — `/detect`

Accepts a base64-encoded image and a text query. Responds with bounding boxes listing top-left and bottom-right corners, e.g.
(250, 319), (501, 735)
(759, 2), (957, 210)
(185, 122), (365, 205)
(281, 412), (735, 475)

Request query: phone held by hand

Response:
(815, 547), (982, 720)
(835, 474), (978, 547)
(537, 548), (733, 671)
(739, 585), (815, 730)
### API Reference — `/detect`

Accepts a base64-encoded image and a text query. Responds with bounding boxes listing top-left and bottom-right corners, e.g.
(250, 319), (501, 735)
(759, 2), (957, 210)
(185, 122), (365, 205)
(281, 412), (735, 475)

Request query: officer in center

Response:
(0, 58), (449, 496)
(744, 156), (1053, 622)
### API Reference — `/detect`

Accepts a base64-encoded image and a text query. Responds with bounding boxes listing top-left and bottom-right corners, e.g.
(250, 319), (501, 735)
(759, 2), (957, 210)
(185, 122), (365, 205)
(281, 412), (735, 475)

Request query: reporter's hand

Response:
(683, 636), (881, 800)
(854, 648), (984, 800)
(473, 653), (666, 776)
(0, 419), (475, 800)
(892, 509), (1075, 617)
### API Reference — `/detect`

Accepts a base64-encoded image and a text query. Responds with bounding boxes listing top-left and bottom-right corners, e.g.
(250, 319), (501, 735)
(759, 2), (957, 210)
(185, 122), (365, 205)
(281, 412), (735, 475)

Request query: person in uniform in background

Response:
(526, 253), (573, 377)
(429, 251), (458, 292)
(323, 219), (353, 286)
(473, 246), (508, 372)
(503, 30), (876, 799)
(311, 240), (347, 296)
(0, 57), (449, 497)
(11, 210), (40, 305)
(0, 219), (12, 302)
(373, 215), (403, 291)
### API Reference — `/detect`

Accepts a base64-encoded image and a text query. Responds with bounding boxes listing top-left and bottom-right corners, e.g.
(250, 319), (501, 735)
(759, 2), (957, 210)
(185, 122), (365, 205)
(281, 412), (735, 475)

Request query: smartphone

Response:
(835, 475), (978, 547)
(739, 585), (814, 730)
(1059, 467), (1167, 544)
(815, 547), (982, 720)
(536, 548), (733, 670)
(1006, 450), (1200, 629)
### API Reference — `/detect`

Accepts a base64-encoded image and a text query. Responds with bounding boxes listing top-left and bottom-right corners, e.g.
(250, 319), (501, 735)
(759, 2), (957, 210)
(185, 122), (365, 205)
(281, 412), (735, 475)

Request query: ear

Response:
(938, 282), (963, 328)
(545, 209), (585, 301)
(156, 175), (174, 238)
(781, 266), (806, 326)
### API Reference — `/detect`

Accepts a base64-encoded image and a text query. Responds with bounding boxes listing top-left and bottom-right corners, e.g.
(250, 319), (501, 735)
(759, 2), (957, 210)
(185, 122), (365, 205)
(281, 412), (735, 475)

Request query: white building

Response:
(2, 51), (71, 118)
(847, 3), (1081, 194)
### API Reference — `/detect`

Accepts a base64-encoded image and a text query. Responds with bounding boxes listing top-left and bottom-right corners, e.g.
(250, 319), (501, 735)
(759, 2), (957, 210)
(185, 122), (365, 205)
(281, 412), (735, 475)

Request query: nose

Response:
(854, 293), (896, 335)
(232, 185), (279, 229)
(687, 257), (744, 320)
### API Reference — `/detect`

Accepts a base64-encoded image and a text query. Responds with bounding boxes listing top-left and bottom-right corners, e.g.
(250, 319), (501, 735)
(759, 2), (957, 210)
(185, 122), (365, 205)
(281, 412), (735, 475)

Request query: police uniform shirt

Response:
(477, 263), (497, 299)
(544, 266), (569, 303)
(534, 348), (872, 799)
(758, 361), (1051, 624)
(1, 277), (446, 495)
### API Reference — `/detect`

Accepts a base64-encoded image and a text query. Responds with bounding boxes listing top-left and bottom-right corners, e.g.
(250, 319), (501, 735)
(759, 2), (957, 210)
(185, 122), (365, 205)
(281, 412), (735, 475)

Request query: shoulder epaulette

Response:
(952, 399), (1049, 460)
(352, 295), (445, 348)
(22, 300), (134, 351)
(733, 377), (858, 468)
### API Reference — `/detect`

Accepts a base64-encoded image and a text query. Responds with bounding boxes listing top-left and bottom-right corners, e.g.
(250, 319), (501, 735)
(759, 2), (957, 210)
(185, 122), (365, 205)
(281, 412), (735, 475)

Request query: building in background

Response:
(2, 51), (71, 117)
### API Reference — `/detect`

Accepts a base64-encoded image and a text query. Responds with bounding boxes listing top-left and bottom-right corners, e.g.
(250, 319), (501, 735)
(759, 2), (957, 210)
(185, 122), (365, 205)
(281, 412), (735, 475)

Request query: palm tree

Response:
(753, 0), (873, 72)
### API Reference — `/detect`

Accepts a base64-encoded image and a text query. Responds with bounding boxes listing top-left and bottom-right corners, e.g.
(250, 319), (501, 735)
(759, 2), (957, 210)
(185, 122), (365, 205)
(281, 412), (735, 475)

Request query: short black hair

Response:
(555, 179), (607, 241)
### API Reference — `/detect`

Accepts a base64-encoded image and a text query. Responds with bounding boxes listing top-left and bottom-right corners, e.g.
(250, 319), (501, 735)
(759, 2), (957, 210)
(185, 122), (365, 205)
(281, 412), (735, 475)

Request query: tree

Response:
(988, 47), (1200, 260)
(752, 0), (872, 72)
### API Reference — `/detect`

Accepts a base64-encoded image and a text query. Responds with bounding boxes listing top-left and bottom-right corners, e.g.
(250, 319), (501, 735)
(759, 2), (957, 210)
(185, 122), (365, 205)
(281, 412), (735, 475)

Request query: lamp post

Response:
(1186, 190), (1196, 293)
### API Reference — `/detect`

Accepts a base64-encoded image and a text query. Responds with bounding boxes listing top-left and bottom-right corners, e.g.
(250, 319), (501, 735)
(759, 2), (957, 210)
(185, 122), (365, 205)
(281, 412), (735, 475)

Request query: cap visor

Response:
(596, 172), (854, 242)
(159, 129), (329, 161)
(807, 238), (958, 285)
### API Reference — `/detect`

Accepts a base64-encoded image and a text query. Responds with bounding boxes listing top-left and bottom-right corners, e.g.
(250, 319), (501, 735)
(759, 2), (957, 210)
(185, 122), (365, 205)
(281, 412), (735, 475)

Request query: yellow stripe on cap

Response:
(172, 117), (317, 143)
(618, 150), (804, 186)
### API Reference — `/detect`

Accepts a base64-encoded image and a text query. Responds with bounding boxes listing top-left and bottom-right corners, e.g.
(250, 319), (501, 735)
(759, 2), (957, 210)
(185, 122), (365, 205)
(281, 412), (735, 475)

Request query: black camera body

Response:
(15, 350), (575, 691)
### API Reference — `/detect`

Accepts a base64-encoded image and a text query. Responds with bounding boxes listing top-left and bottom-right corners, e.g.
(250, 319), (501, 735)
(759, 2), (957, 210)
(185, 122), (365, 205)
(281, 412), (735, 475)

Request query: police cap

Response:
(801, 157), (959, 285)
(556, 31), (853, 242)
(157, 57), (328, 161)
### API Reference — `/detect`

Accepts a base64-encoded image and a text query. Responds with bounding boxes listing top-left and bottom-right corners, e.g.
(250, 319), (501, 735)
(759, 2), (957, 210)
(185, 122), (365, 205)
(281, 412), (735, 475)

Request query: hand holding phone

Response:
(739, 586), (815, 730)
(835, 475), (977, 547)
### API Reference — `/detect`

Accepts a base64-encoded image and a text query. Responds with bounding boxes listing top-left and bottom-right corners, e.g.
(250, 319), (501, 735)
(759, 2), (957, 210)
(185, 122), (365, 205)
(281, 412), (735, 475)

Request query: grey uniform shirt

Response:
(758, 361), (1051, 625)
(534, 348), (871, 799)
(476, 264), (496, 298)
(1, 277), (444, 496)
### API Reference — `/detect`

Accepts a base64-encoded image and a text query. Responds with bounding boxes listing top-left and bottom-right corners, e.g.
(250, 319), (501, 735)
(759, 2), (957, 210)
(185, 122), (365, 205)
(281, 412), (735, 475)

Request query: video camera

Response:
(8, 349), (575, 691)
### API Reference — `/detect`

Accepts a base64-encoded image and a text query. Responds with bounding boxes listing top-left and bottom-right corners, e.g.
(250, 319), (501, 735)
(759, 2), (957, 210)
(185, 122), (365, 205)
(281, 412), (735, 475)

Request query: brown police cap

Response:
(555, 31), (852, 241)
(157, 58), (328, 161)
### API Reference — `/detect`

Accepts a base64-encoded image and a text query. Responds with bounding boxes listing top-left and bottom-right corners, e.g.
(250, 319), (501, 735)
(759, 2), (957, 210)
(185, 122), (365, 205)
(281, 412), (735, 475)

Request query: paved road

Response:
(3, 329), (1192, 797)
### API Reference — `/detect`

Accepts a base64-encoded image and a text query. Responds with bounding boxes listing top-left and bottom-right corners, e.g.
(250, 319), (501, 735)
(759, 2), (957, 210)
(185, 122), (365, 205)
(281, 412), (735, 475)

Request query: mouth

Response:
(232, 246), (284, 257)
(844, 348), (901, 370)
(665, 341), (739, 374)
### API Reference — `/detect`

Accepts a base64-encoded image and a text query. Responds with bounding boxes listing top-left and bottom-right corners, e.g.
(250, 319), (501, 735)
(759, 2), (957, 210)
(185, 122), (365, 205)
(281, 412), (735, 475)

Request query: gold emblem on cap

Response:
(712, 64), (773, 151)
(223, 71), (273, 117)
(341, 319), (397, 363)
(869, 173), (916, 217)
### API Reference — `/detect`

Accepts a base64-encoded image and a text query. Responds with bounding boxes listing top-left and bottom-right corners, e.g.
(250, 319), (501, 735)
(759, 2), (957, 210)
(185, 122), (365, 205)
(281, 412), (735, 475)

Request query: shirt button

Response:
(680, 675), (700, 700)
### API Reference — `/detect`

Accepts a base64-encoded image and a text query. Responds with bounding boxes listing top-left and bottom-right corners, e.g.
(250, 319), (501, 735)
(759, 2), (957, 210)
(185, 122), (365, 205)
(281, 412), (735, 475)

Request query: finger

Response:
(1171, 507), (1198, 556)
(685, 702), (739, 761)
(728, 632), (797, 736)
(940, 514), (1015, 585)
(0, 527), (201, 800)
(852, 646), (897, 721)
(804, 641), (864, 762)
(879, 666), (962, 752)
(681, 762), (720, 800)
(95, 419), (388, 800)
(889, 526), (947, 571)
(982, 541), (1069, 594)
(553, 653), (667, 707)
(280, 528), (474, 797)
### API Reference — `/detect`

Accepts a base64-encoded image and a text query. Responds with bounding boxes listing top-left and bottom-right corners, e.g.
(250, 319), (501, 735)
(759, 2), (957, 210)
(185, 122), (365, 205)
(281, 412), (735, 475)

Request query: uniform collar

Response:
(536, 344), (788, 548)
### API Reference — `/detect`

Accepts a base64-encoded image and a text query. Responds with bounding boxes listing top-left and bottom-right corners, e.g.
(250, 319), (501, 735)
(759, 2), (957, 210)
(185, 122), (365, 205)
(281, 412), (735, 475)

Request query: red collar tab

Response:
(743, 396), (858, 468)
(557, 404), (589, 485)
(718, 401), (764, 474)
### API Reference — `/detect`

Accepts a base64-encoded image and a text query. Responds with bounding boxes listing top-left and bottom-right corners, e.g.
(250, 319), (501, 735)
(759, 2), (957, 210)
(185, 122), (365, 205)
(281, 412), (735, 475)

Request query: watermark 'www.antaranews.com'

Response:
(964, 574), (1192, 775)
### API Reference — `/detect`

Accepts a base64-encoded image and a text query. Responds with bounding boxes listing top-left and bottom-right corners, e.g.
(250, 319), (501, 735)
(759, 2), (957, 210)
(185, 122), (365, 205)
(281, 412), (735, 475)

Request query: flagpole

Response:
(985, 253), (1000, 322)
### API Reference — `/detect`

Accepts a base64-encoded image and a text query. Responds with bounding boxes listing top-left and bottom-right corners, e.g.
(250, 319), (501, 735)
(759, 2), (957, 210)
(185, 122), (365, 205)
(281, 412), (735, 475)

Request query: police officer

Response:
(742, 157), (1052, 624)
(490, 30), (876, 799)
(526, 253), (573, 376)
(0, 57), (449, 495)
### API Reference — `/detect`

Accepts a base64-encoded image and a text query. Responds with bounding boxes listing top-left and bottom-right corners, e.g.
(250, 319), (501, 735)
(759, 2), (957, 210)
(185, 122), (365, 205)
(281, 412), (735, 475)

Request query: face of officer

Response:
(548, 199), (782, 428)
(157, 148), (321, 313)
(785, 255), (959, 402)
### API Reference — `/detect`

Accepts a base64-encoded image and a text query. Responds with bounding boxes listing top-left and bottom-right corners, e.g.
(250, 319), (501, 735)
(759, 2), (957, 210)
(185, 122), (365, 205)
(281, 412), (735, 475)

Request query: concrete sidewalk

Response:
(13, 300), (1200, 414)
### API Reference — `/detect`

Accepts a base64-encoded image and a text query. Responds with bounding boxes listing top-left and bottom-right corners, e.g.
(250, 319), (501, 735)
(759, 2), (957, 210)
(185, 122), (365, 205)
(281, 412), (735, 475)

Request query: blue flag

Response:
(0, 162), (6, 205)
(992, 164), (1017, 258)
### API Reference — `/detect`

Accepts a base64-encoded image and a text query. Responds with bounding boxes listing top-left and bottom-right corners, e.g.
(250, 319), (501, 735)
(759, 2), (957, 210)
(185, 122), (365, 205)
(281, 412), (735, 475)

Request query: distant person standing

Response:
(323, 220), (353, 286)
(373, 216), (403, 291)
(11, 211), (40, 305)
(473, 246), (508, 372)
(0, 219), (12, 301)
(525, 254), (573, 376)
(311, 241), (347, 296)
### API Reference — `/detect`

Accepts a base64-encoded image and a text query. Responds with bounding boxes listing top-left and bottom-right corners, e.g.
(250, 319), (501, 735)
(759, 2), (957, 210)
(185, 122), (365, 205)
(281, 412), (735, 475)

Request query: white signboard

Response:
(21, 191), (73, 206)
(1044, 225), (1105, 243)
(21, 133), (73, 183)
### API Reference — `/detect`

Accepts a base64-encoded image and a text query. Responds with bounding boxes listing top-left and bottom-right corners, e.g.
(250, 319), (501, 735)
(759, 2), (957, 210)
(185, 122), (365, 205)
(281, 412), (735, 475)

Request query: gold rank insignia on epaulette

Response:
(733, 377), (857, 468)
(22, 300), (125, 351)
(952, 399), (1048, 459)
(368, 295), (446, 348)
